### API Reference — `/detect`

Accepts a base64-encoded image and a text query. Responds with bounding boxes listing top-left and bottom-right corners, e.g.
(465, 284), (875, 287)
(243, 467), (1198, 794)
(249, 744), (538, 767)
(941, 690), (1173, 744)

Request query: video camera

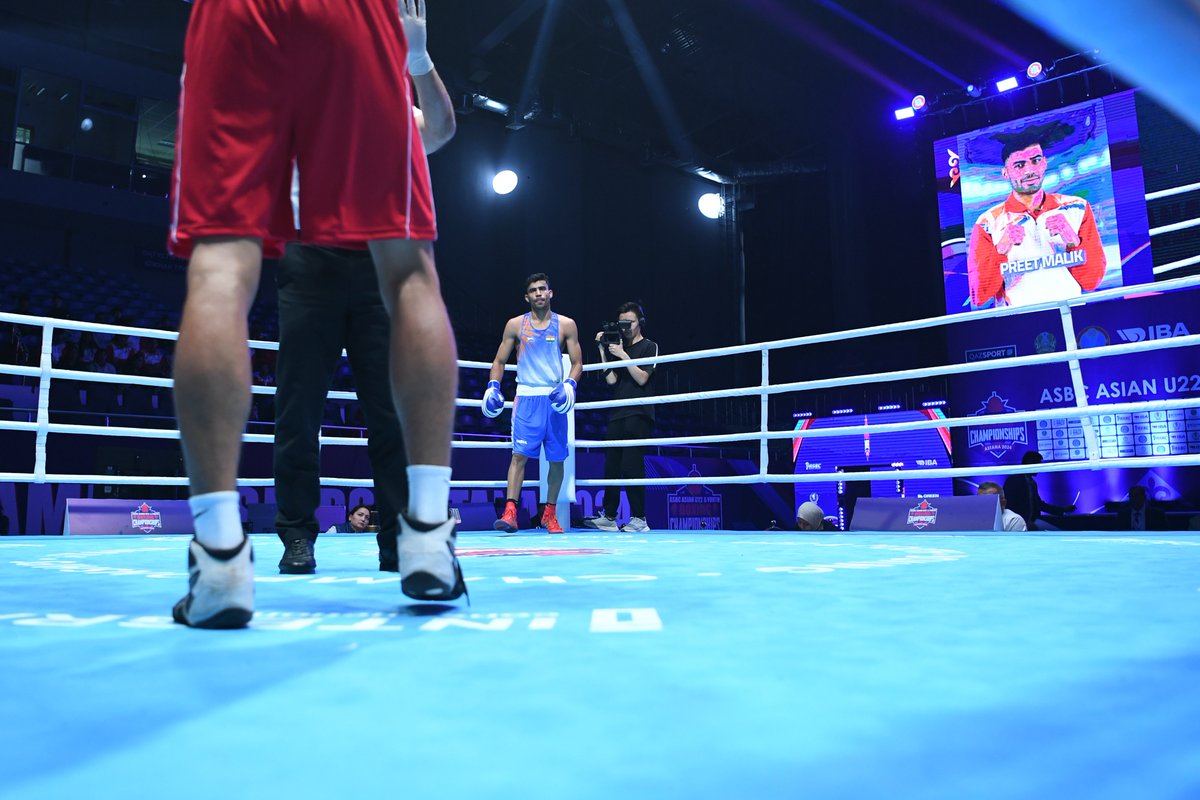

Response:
(601, 319), (632, 345)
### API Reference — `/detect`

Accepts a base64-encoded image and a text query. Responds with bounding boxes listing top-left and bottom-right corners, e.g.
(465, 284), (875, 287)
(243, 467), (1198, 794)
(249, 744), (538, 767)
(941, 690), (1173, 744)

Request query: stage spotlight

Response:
(965, 83), (982, 98)
(995, 76), (1019, 93)
(697, 192), (724, 219)
(894, 106), (916, 120)
(471, 93), (510, 115)
(911, 94), (927, 112)
(492, 170), (518, 195)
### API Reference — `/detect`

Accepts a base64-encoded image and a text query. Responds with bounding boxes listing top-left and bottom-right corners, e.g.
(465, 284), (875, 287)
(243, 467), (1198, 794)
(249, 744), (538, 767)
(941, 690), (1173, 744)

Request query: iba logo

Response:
(130, 503), (162, 533)
(907, 500), (938, 529)
(1116, 322), (1191, 343)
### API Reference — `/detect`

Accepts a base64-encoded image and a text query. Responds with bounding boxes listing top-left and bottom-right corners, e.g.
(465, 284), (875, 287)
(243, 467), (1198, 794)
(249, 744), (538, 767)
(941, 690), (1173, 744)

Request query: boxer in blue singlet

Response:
(482, 273), (583, 533)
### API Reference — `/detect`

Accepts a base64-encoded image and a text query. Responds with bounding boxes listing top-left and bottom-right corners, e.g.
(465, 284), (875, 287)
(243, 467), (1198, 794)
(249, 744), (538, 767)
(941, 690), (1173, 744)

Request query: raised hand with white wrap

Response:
(399, 0), (434, 76)
(481, 380), (505, 418)
(549, 378), (577, 414)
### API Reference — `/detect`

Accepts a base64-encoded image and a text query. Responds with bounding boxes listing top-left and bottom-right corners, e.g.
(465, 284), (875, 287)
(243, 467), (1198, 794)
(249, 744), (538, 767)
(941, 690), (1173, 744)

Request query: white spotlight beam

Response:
(605, 0), (698, 165)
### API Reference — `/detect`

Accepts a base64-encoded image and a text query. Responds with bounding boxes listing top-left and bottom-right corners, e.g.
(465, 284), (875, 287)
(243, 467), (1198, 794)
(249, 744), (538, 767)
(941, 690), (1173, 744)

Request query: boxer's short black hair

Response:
(524, 273), (550, 291)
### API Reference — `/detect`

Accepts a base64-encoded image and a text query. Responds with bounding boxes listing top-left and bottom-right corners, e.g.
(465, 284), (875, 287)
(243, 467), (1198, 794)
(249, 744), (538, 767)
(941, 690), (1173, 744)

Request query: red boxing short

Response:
(168, 0), (436, 259)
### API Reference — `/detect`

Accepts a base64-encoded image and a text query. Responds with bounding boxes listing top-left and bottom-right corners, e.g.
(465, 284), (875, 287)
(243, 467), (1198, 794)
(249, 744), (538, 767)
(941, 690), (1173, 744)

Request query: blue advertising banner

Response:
(948, 288), (1200, 511)
(849, 496), (1003, 532)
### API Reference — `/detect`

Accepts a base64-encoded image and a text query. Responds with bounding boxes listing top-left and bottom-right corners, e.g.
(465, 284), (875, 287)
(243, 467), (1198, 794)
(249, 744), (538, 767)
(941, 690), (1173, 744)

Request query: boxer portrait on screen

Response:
(967, 126), (1106, 308)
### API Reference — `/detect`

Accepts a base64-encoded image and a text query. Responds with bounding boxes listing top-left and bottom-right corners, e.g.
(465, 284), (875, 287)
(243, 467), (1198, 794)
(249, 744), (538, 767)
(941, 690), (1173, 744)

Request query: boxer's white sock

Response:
(407, 465), (452, 525)
(188, 491), (243, 550)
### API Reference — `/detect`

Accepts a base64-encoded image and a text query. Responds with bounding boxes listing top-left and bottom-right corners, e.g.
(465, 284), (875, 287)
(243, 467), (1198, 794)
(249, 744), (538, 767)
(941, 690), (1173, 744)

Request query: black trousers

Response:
(602, 414), (652, 518)
(273, 244), (407, 554)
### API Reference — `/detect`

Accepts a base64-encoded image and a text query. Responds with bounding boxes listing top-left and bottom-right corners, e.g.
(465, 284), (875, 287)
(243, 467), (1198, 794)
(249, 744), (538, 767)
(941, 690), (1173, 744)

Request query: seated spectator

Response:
(1004, 450), (1076, 530)
(797, 501), (837, 531)
(252, 352), (275, 387)
(977, 481), (1027, 531)
(1116, 485), (1167, 531)
(249, 322), (276, 369)
(250, 352), (276, 422)
(50, 328), (69, 365)
(56, 341), (81, 372)
(88, 347), (117, 374)
(139, 338), (169, 378)
(110, 334), (138, 372)
(326, 503), (373, 534)
(78, 332), (98, 368)
(86, 347), (118, 410)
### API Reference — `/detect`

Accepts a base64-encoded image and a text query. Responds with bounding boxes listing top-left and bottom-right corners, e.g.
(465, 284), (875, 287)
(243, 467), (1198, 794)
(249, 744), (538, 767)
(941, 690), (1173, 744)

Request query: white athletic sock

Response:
(188, 491), (244, 550)
(407, 465), (452, 525)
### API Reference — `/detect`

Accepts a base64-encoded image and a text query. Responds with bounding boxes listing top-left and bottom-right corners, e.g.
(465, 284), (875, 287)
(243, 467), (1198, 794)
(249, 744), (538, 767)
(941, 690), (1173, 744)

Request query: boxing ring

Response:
(2, 276), (1200, 798)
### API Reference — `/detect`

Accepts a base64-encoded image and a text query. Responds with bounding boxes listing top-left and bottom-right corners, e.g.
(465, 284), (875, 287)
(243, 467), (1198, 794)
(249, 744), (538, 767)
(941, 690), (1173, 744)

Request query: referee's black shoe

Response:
(278, 537), (316, 574)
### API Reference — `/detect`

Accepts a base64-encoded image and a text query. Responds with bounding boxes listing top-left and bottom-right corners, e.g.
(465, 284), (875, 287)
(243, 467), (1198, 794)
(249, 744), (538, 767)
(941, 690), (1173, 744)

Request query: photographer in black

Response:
(584, 302), (658, 532)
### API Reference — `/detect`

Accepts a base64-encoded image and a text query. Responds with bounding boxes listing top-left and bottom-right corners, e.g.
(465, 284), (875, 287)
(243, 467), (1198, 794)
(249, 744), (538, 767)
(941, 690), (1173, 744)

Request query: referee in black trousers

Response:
(273, 245), (411, 572)
(274, 1), (457, 573)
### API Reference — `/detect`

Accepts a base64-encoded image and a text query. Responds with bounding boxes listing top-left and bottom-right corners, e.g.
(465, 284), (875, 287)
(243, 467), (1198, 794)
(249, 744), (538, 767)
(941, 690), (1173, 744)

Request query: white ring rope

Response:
(1149, 217), (1200, 237)
(1154, 253), (1200, 276)
(1145, 180), (1200, 201)
(580, 395), (1200, 448)
(576, 330), (1200, 412)
(3, 315), (1193, 437)
(2, 289), (1198, 416)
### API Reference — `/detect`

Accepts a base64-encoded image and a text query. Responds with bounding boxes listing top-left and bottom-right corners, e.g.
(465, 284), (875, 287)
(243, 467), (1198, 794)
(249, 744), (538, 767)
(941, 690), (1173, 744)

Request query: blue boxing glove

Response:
(481, 380), (505, 418)
(549, 378), (577, 414)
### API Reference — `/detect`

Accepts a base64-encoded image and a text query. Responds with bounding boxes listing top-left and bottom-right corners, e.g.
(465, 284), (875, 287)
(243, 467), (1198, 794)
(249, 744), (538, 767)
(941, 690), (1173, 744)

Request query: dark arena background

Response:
(1, 1), (1199, 798)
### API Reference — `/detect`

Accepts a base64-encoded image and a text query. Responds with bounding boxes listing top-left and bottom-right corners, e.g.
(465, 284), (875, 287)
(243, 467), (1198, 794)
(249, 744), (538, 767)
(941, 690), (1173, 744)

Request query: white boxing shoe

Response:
(172, 536), (254, 629)
(397, 514), (468, 601)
